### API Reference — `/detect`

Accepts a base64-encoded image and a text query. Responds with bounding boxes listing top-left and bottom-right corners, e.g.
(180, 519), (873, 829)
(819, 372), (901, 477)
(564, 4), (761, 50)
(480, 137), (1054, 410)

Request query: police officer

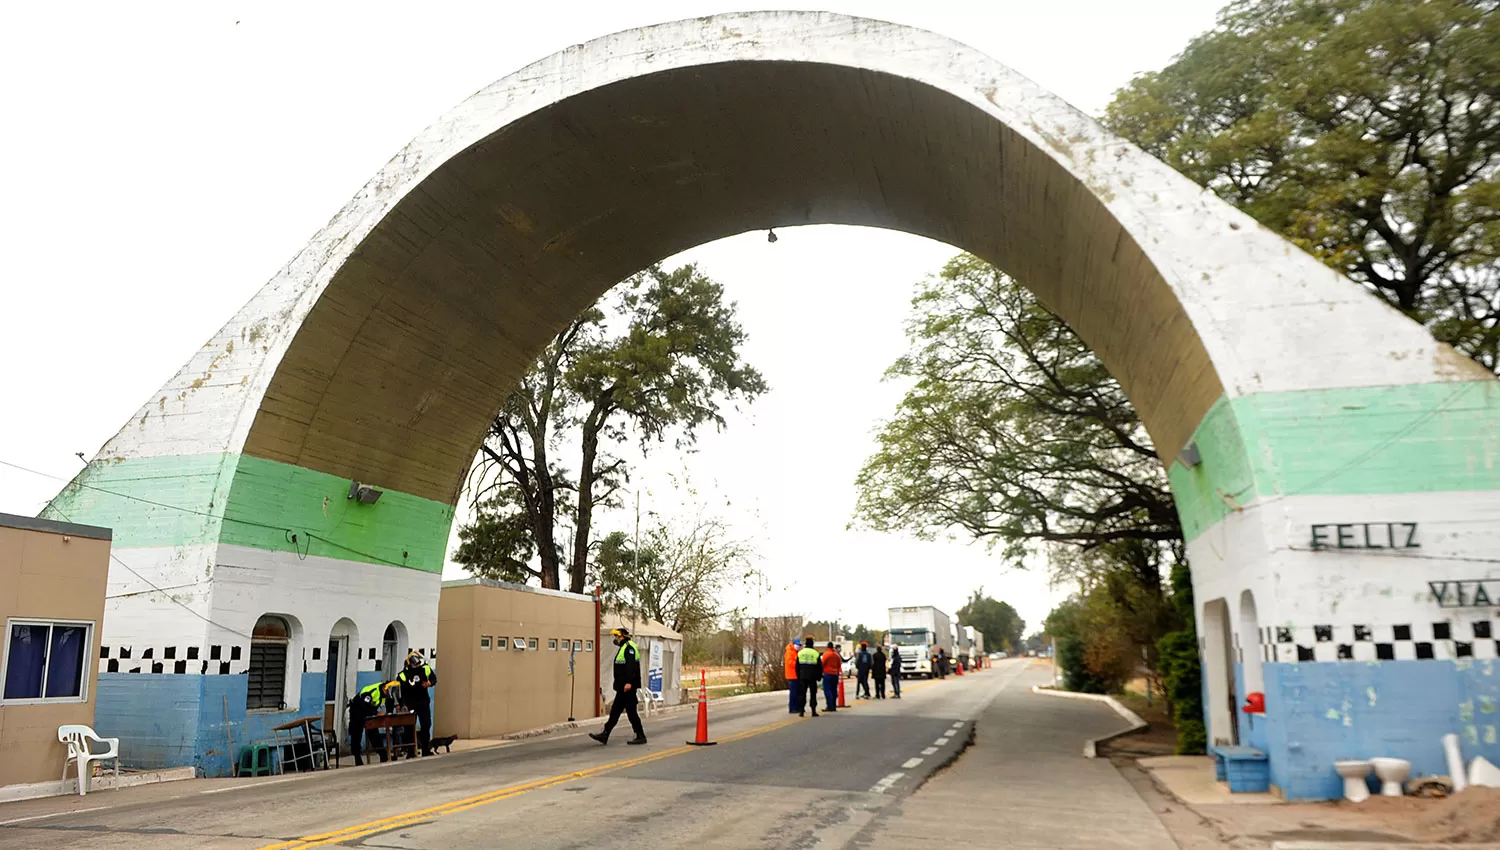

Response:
(796, 636), (822, 717)
(398, 650), (438, 756)
(348, 679), (400, 765)
(589, 627), (647, 745)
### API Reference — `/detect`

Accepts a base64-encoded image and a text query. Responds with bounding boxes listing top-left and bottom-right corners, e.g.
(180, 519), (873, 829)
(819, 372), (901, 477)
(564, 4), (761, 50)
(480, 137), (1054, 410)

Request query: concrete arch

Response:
(45, 11), (1500, 795)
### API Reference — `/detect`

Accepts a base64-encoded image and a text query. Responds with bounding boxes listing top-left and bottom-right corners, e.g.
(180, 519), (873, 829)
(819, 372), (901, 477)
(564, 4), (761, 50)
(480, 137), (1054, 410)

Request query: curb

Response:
(1029, 685), (1148, 758)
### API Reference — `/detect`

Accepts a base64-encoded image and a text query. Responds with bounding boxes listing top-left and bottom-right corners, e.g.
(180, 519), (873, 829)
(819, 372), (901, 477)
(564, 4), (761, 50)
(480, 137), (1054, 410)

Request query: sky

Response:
(0, 0), (1226, 638)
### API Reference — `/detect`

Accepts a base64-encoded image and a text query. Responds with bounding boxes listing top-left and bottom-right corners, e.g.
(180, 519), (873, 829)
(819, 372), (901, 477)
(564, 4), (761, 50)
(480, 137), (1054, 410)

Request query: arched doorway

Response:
(46, 11), (1500, 797)
(327, 618), (358, 748)
(381, 621), (407, 676)
(1201, 598), (1236, 747)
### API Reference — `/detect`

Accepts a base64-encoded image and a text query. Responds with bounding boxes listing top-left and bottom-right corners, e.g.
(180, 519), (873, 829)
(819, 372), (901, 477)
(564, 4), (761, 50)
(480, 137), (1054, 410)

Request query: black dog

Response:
(429, 734), (457, 754)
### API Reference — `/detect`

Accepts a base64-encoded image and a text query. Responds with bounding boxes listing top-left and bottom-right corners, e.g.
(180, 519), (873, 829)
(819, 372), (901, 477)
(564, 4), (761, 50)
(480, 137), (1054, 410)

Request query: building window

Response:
(3, 620), (92, 703)
(496, 636), (509, 651)
(547, 638), (558, 651)
(248, 615), (289, 711)
(512, 638), (526, 651)
(527, 637), (539, 651)
(573, 640), (583, 651)
(479, 636), (492, 651)
(585, 640), (594, 652)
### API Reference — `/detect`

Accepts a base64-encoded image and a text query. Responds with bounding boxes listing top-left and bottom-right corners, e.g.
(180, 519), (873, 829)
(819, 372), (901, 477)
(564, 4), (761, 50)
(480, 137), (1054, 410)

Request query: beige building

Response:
(434, 580), (599, 739)
(0, 513), (110, 789)
(600, 611), (683, 707)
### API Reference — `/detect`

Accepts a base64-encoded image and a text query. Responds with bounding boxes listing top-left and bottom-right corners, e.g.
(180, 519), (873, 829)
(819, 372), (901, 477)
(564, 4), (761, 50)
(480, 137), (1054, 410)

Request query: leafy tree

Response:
(590, 512), (753, 636)
(1157, 562), (1207, 753)
(956, 589), (1026, 652)
(853, 256), (1181, 561)
(451, 488), (540, 584)
(464, 263), (766, 590)
(1104, 0), (1500, 370)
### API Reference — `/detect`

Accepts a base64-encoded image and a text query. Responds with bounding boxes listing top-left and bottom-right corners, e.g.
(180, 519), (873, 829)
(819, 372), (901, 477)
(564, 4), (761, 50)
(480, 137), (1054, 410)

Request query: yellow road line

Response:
(261, 675), (961, 848)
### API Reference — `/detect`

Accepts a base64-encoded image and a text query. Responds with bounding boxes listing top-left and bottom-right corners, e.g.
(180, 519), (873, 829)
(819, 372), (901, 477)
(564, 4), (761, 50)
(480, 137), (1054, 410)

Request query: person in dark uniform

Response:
(855, 641), (873, 699)
(872, 644), (888, 699)
(889, 645), (903, 698)
(348, 679), (398, 765)
(398, 650), (438, 757)
(796, 636), (822, 717)
(590, 627), (647, 745)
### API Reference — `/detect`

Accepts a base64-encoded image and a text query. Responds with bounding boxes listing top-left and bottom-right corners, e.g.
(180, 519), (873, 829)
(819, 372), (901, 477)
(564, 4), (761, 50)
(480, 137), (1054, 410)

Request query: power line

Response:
(1, 456), (418, 570)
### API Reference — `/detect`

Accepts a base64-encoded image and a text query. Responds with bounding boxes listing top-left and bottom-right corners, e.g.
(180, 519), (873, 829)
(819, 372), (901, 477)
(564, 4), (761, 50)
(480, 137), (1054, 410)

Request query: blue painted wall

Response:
(1262, 659), (1500, 800)
(94, 674), (203, 770)
(1232, 663), (1269, 751)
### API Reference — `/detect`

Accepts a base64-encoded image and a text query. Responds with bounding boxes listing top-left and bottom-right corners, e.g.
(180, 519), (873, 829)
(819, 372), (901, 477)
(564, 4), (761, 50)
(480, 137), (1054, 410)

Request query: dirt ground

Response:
(1103, 716), (1500, 847)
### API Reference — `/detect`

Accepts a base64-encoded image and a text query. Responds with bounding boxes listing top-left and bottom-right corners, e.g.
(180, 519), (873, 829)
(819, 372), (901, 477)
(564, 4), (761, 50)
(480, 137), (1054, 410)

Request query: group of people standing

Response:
(783, 636), (902, 717)
(347, 650), (439, 765)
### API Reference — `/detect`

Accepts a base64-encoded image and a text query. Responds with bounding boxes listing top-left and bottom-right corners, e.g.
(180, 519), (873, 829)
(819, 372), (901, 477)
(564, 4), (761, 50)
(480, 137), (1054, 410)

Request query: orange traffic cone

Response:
(837, 676), (848, 708)
(687, 669), (716, 746)
(956, 662), (965, 675)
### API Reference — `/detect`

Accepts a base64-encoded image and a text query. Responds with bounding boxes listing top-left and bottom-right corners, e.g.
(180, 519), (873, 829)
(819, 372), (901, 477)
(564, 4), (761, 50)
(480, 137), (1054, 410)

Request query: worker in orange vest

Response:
(784, 638), (803, 714)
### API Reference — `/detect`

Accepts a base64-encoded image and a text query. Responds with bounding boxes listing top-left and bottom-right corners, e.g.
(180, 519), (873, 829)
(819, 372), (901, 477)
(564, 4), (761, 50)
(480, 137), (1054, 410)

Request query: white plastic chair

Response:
(642, 687), (666, 715)
(58, 724), (120, 796)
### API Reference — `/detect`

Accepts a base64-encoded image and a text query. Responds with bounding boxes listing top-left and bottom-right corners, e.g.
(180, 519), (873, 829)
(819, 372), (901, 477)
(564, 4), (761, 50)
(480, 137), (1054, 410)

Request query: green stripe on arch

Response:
(42, 452), (454, 572)
(1171, 380), (1500, 541)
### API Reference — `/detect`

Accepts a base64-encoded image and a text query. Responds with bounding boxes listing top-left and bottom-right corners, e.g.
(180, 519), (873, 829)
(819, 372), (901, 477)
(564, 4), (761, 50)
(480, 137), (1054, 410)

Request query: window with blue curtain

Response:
(3, 621), (90, 702)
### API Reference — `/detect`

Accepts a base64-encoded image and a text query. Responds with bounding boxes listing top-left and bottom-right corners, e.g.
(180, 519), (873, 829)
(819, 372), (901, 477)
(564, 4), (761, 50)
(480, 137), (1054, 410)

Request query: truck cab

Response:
(887, 628), (935, 678)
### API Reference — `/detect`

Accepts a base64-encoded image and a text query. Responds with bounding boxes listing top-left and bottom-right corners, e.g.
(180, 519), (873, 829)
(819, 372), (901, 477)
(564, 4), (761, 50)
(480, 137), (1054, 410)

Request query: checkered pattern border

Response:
(1251, 622), (1494, 663)
(99, 644), (438, 675)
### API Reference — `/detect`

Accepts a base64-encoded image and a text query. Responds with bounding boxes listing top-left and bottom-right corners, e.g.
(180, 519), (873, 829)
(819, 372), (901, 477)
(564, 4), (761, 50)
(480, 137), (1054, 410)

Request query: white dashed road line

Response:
(951, 722), (963, 729)
(933, 737), (951, 746)
(868, 772), (906, 794)
(0, 805), (111, 825)
(901, 757), (924, 769)
(921, 746), (939, 755)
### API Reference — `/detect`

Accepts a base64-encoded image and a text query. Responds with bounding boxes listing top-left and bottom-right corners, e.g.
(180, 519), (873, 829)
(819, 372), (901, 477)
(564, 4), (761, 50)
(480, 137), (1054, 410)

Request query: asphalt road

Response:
(0, 661), (1034, 850)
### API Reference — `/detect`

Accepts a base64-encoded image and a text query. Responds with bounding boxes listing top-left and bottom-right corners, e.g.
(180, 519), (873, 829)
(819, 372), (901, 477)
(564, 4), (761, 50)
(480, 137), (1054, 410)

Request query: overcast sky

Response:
(0, 1), (1224, 637)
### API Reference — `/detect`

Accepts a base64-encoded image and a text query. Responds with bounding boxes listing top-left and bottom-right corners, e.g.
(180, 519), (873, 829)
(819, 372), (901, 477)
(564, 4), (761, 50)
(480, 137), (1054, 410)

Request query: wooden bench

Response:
(1209, 745), (1270, 793)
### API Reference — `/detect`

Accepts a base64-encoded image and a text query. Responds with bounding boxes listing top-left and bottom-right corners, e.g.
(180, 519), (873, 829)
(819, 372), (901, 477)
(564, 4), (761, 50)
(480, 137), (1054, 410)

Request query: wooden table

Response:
(363, 712), (418, 762)
(271, 716), (327, 771)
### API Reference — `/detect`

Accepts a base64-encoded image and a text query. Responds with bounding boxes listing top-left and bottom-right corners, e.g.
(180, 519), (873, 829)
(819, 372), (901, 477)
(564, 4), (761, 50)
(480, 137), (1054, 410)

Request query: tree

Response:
(956, 589), (1026, 653)
(1104, 0), (1500, 370)
(590, 512), (753, 635)
(465, 263), (766, 590)
(451, 488), (540, 584)
(853, 255), (1181, 562)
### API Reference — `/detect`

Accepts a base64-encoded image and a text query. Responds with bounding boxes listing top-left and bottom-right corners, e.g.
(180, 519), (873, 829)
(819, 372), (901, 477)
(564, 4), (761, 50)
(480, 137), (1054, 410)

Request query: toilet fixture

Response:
(1333, 760), (1372, 803)
(1370, 757), (1411, 797)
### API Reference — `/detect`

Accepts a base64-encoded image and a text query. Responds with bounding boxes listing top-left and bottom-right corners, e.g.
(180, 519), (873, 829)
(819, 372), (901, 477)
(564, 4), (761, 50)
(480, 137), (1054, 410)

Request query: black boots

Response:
(626, 735), (647, 745)
(589, 732), (608, 745)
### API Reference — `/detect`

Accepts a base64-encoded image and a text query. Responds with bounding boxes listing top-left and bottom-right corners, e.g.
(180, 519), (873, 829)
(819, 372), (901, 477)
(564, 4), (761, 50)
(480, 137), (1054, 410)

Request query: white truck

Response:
(887, 606), (952, 679)
(966, 626), (984, 669)
(953, 623), (972, 669)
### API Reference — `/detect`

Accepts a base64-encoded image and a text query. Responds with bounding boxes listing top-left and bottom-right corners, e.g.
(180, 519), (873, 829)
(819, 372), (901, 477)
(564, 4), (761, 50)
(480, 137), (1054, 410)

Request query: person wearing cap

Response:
(347, 678), (401, 765)
(784, 638), (804, 714)
(795, 636), (822, 717)
(854, 641), (873, 700)
(397, 650), (438, 756)
(590, 626), (647, 745)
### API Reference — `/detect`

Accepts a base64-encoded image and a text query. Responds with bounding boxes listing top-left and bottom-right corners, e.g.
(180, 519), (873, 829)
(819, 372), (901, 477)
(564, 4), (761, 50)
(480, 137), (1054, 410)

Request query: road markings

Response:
(921, 746), (938, 755)
(0, 805), (111, 825)
(201, 776), (304, 795)
(951, 721), (963, 729)
(933, 737), (951, 746)
(901, 757), (924, 769)
(868, 772), (905, 794)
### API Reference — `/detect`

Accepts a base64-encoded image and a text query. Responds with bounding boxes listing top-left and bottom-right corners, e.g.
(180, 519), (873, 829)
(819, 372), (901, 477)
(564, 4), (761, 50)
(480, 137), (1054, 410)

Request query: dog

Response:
(429, 734), (458, 754)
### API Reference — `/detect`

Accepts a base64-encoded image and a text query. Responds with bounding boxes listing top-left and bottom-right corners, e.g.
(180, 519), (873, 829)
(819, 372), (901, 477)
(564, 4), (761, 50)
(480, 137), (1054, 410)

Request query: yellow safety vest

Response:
(797, 647), (820, 665)
(615, 640), (638, 664)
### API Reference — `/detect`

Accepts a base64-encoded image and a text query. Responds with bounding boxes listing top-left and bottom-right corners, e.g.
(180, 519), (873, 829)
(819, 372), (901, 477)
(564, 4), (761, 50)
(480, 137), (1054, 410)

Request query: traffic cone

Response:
(837, 677), (848, 708)
(956, 662), (965, 676)
(687, 669), (716, 746)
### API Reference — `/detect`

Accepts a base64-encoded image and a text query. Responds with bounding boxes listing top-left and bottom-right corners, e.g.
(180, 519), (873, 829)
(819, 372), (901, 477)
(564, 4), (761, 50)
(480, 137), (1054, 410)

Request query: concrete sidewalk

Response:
(861, 662), (1177, 849)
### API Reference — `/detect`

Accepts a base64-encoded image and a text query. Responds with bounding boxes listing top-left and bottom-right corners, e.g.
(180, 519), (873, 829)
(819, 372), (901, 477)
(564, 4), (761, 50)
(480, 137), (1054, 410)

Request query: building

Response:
(435, 579), (598, 737)
(600, 611), (683, 707)
(0, 513), (110, 790)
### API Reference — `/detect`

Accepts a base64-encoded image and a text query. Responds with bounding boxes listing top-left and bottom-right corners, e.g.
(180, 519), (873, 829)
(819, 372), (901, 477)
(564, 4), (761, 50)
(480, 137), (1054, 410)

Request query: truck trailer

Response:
(887, 606), (953, 679)
(966, 626), (984, 669)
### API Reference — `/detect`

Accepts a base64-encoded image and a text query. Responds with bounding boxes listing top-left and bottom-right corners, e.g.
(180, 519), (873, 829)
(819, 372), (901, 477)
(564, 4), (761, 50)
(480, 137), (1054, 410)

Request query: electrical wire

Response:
(0, 457), (417, 570)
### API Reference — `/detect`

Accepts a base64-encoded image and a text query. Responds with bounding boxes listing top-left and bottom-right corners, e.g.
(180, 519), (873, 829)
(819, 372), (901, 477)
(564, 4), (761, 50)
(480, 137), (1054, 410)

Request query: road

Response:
(0, 659), (1157, 849)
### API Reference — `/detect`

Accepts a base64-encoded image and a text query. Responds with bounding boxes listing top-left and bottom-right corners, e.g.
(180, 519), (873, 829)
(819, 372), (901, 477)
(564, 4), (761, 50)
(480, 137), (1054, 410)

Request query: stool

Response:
(237, 743), (276, 777)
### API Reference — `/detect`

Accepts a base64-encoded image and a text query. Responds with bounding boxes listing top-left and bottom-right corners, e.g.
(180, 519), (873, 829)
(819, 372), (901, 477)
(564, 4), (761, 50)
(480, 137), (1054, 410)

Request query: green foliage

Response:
(853, 256), (1180, 560)
(463, 263), (765, 590)
(1105, 0), (1500, 370)
(956, 589), (1026, 652)
(1156, 561), (1206, 754)
(451, 487), (539, 584)
(589, 513), (752, 635)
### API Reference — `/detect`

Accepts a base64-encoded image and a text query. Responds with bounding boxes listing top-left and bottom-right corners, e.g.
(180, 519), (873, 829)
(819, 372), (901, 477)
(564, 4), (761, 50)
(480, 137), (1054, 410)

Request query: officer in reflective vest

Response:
(348, 679), (399, 765)
(589, 627), (647, 745)
(397, 651), (438, 756)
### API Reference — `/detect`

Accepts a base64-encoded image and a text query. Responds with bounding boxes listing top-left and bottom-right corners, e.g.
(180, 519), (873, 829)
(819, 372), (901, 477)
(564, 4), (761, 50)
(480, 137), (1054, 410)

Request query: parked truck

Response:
(887, 606), (953, 679)
(966, 626), (984, 669)
(953, 623), (972, 670)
